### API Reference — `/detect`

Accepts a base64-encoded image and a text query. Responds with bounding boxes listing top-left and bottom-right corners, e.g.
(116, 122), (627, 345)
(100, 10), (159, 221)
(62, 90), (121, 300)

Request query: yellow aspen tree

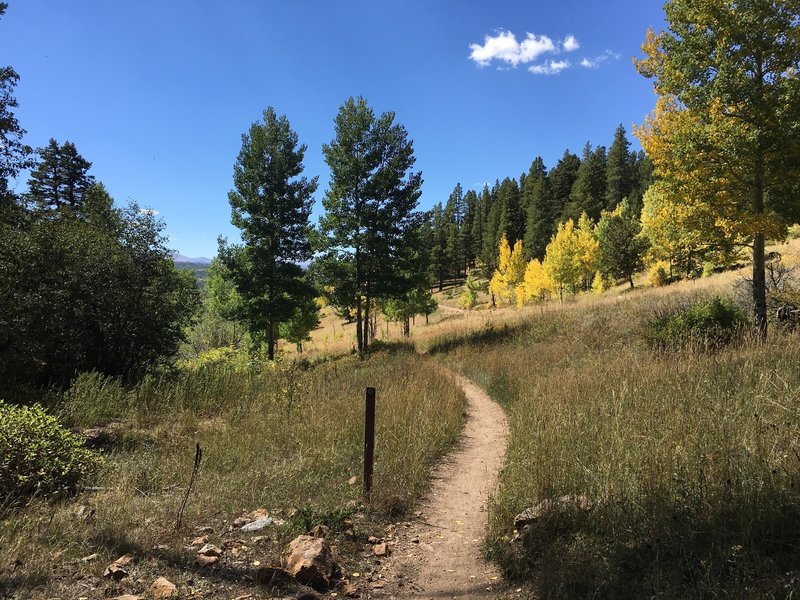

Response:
(635, 1), (800, 337)
(508, 239), (527, 286)
(488, 234), (513, 305)
(523, 258), (554, 303)
(543, 219), (581, 303)
(575, 212), (600, 291)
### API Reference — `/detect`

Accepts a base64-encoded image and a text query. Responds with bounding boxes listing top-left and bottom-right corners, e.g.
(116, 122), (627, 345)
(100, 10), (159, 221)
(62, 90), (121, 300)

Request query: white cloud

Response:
(580, 50), (621, 69)
(469, 30), (560, 67)
(529, 59), (571, 75)
(563, 35), (580, 52)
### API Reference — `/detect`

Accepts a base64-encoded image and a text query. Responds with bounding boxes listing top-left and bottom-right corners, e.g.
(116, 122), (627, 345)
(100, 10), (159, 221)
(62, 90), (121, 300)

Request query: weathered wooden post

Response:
(364, 387), (376, 502)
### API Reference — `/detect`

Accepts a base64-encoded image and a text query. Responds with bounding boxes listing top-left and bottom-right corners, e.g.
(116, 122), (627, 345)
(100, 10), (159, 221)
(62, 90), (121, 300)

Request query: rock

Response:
(372, 542), (389, 557)
(233, 516), (252, 528)
(248, 508), (270, 519)
(367, 536), (379, 544)
(195, 553), (219, 567)
(284, 535), (336, 592)
(343, 581), (360, 597)
(309, 524), (330, 538)
(110, 595), (143, 600)
(112, 554), (134, 566)
(513, 495), (594, 531)
(241, 517), (274, 532)
(190, 535), (208, 546)
(198, 543), (222, 557)
(102, 563), (129, 581)
(151, 576), (177, 599)
(347, 475), (358, 485)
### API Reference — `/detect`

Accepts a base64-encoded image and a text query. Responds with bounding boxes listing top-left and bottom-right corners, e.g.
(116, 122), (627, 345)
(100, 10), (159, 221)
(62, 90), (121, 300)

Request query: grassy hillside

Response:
(0, 351), (465, 598)
(433, 270), (800, 597)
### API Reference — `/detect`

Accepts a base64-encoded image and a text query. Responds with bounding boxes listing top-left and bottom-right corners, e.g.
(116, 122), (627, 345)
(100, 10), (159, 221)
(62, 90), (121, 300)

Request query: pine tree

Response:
(564, 143), (607, 223)
(443, 182), (465, 280)
(597, 198), (649, 288)
(604, 124), (632, 211)
(522, 157), (558, 261)
(0, 4), (32, 210)
(219, 107), (317, 360)
(428, 203), (447, 290)
(462, 189), (479, 272)
(496, 177), (524, 246)
(27, 139), (95, 210)
(549, 150), (581, 219)
(319, 97), (422, 356)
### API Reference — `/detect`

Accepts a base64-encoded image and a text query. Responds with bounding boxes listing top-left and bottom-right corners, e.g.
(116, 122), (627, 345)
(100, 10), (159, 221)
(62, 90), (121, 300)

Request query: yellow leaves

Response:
(488, 269), (511, 305)
(523, 258), (554, 303)
(491, 235), (527, 306)
(508, 239), (526, 286)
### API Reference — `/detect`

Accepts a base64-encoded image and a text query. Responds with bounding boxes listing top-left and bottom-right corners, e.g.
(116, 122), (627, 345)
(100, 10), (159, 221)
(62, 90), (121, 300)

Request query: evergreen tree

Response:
(428, 203), (447, 290)
(496, 177), (523, 245)
(471, 185), (490, 269)
(628, 150), (654, 216)
(564, 143), (607, 222)
(462, 189), (479, 272)
(597, 198), (649, 288)
(480, 184), (502, 273)
(522, 157), (558, 261)
(0, 3), (32, 212)
(549, 150), (581, 219)
(319, 97), (422, 356)
(604, 124), (633, 211)
(443, 182), (465, 280)
(26, 139), (95, 210)
(219, 107), (317, 360)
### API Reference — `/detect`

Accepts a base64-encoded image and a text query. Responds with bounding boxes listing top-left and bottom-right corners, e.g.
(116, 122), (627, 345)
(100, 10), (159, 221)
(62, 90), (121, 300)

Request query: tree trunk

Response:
(356, 300), (363, 357)
(363, 297), (370, 354)
(268, 321), (275, 361)
(628, 274), (635, 289)
(753, 152), (767, 339)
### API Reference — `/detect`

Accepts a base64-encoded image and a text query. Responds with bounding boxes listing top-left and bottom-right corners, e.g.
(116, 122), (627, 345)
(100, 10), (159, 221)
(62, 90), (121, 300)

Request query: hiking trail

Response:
(370, 367), (509, 599)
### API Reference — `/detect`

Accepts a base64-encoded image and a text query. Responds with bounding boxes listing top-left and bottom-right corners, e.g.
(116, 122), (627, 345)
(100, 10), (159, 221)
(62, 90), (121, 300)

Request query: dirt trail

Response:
(371, 369), (509, 599)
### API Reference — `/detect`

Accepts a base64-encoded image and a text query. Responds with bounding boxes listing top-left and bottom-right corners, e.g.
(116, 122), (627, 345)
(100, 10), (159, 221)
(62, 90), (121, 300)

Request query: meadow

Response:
(0, 350), (465, 598)
(432, 276), (800, 597)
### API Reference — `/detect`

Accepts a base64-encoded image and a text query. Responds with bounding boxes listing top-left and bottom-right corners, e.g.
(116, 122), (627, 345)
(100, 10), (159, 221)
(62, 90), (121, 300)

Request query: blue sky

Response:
(1, 1), (666, 259)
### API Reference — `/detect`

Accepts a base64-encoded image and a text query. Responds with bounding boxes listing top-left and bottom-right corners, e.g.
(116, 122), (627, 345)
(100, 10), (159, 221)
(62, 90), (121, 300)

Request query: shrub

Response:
(647, 261), (671, 287)
(0, 401), (101, 503)
(645, 297), (748, 351)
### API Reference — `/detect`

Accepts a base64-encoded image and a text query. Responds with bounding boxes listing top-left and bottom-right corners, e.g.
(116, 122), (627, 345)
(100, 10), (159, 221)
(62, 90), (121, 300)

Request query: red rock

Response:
(151, 576), (177, 599)
(284, 535), (336, 592)
(197, 543), (222, 557)
(190, 535), (208, 546)
(195, 553), (219, 567)
(372, 542), (390, 557)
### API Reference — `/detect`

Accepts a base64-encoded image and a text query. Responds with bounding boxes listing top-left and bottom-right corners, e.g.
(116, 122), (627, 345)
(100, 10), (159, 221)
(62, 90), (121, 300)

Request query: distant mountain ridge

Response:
(172, 253), (212, 265)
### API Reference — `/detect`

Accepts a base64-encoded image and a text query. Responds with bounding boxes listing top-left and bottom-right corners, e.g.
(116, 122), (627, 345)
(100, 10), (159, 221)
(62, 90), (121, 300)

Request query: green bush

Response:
(0, 401), (101, 503)
(645, 297), (748, 351)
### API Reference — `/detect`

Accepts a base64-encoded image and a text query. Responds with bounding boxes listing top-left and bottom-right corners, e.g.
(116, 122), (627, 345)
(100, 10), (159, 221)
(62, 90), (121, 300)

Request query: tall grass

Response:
(440, 289), (800, 598)
(1, 350), (464, 598)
